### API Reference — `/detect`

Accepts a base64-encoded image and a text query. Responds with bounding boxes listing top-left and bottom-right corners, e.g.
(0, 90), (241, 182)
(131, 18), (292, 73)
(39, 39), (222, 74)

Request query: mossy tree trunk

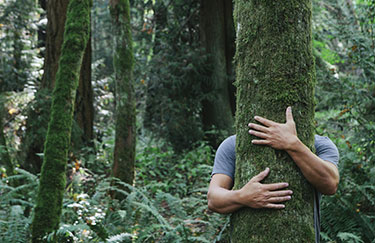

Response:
(22, 0), (69, 174)
(231, 0), (316, 242)
(109, 0), (136, 194)
(23, 0), (94, 173)
(31, 0), (91, 241)
(200, 0), (235, 146)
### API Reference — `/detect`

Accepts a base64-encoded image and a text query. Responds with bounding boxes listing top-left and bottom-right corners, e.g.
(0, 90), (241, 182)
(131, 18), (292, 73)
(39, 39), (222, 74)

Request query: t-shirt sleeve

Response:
(315, 135), (339, 166)
(211, 135), (236, 180)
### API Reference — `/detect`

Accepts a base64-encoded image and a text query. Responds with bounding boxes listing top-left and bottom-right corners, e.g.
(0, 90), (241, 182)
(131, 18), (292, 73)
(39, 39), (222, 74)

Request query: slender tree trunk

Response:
(22, 0), (69, 174)
(31, 0), (91, 241)
(200, 0), (234, 145)
(110, 0), (136, 194)
(75, 35), (94, 146)
(231, 0), (316, 242)
(224, 0), (237, 116)
(0, 100), (13, 176)
(23, 0), (94, 173)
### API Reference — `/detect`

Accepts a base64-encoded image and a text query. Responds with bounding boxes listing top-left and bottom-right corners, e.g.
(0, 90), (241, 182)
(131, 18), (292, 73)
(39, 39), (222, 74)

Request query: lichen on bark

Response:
(231, 0), (316, 242)
(31, 0), (91, 241)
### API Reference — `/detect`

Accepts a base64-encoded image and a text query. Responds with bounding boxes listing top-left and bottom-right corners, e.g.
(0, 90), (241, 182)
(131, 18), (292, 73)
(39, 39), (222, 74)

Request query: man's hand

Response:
(207, 168), (293, 213)
(248, 106), (299, 151)
(237, 167), (293, 209)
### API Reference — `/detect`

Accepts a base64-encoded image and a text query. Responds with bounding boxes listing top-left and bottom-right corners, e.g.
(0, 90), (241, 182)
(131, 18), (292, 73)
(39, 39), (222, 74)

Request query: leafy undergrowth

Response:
(0, 138), (229, 242)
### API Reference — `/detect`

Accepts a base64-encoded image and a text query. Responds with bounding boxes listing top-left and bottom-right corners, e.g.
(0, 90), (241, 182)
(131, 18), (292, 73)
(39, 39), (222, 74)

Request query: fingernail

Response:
(287, 196), (291, 199)
(285, 183), (289, 186)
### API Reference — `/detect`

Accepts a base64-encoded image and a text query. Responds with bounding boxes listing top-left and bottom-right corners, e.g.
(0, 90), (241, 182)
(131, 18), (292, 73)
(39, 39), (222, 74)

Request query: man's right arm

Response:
(207, 168), (293, 214)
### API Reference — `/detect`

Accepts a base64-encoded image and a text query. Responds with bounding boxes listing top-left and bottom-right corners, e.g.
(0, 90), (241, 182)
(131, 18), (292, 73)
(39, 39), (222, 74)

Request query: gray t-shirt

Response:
(212, 134), (339, 243)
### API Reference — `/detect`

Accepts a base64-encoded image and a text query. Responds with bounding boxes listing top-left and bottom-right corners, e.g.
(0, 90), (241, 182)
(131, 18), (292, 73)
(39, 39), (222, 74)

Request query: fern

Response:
(107, 232), (133, 242)
(337, 232), (364, 243)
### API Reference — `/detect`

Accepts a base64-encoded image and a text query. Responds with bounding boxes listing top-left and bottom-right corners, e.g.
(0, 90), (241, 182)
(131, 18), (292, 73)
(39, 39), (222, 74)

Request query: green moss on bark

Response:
(110, 0), (136, 193)
(231, 0), (316, 242)
(31, 0), (91, 241)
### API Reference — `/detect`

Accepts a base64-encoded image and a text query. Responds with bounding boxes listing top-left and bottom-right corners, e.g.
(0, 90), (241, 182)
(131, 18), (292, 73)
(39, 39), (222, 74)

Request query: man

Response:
(207, 107), (339, 242)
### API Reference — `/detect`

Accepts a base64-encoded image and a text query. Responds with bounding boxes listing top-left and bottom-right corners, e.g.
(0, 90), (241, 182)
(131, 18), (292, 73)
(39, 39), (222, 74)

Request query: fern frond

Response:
(107, 232), (133, 242)
(337, 232), (364, 243)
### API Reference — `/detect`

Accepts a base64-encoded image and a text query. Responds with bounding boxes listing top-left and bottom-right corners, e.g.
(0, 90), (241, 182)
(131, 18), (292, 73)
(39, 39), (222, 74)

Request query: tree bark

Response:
(231, 0), (316, 242)
(23, 0), (94, 173)
(22, 0), (69, 174)
(0, 100), (13, 176)
(110, 0), (136, 194)
(200, 0), (234, 146)
(31, 0), (91, 241)
(223, 0), (237, 116)
(75, 35), (94, 146)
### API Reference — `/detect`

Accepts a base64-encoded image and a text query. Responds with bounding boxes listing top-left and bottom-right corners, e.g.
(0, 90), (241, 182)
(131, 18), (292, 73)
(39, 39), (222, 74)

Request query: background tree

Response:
(0, 98), (13, 176)
(22, 0), (94, 173)
(31, 0), (91, 240)
(21, 0), (69, 174)
(231, 0), (316, 241)
(200, 0), (235, 146)
(109, 0), (136, 192)
(144, 0), (211, 152)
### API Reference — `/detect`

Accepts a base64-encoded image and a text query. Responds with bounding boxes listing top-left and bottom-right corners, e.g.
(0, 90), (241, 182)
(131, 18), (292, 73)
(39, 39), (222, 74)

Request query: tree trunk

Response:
(223, 0), (237, 116)
(22, 0), (69, 174)
(231, 0), (316, 242)
(110, 0), (136, 194)
(0, 99), (13, 176)
(200, 0), (234, 146)
(31, 0), (91, 241)
(23, 0), (94, 173)
(75, 35), (94, 146)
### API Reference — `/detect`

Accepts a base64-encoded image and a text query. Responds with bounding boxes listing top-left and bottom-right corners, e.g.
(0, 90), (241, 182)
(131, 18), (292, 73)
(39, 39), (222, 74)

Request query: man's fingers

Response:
(268, 190), (293, 197)
(248, 123), (269, 133)
(254, 116), (276, 127)
(264, 203), (285, 209)
(251, 139), (270, 145)
(251, 168), (270, 182)
(263, 182), (289, 191)
(249, 130), (268, 139)
(268, 196), (292, 203)
(286, 106), (294, 123)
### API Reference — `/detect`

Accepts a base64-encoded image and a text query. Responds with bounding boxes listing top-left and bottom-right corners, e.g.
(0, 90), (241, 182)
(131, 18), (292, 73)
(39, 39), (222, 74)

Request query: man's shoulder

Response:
(314, 134), (339, 165)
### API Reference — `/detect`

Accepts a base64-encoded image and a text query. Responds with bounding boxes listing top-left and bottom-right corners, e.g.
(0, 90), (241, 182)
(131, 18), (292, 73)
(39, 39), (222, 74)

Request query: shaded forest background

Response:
(0, 0), (374, 242)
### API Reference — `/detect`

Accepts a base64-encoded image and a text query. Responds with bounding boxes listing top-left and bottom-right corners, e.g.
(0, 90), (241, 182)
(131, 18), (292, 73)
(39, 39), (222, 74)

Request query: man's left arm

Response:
(248, 107), (339, 195)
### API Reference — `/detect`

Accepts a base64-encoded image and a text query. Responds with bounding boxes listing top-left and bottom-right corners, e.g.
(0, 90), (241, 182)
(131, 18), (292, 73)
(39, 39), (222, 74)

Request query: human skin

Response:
(207, 107), (339, 214)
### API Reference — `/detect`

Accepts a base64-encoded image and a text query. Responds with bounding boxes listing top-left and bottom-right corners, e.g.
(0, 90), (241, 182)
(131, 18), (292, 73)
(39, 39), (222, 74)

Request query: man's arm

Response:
(207, 168), (293, 214)
(248, 107), (339, 195)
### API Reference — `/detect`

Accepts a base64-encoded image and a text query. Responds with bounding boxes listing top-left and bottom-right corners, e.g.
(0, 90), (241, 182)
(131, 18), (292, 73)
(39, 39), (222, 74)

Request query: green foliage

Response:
(135, 140), (213, 197)
(141, 0), (213, 152)
(21, 138), (227, 242)
(313, 0), (375, 242)
(0, 169), (38, 242)
(0, 0), (43, 92)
